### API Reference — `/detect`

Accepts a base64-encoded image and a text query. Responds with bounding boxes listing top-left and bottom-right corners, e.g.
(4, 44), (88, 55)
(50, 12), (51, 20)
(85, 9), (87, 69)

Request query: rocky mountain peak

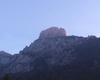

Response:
(0, 51), (12, 65)
(0, 51), (12, 56)
(39, 27), (67, 39)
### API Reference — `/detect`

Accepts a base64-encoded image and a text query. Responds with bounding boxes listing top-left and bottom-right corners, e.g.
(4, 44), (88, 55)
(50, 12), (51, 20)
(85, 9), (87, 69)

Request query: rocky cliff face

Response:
(3, 36), (86, 74)
(0, 27), (100, 80)
(39, 27), (67, 39)
(0, 27), (87, 74)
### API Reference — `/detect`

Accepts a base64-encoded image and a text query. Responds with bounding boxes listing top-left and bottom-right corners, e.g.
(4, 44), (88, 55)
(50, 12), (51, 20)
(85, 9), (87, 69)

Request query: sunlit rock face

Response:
(39, 27), (67, 39)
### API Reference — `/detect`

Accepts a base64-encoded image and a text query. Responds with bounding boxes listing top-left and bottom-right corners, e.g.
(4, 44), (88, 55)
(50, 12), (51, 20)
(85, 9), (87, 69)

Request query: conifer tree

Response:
(3, 74), (9, 80)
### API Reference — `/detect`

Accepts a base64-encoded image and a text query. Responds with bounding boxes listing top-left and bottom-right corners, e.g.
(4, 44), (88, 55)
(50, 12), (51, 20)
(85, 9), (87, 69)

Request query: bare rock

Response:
(0, 51), (12, 64)
(39, 27), (67, 39)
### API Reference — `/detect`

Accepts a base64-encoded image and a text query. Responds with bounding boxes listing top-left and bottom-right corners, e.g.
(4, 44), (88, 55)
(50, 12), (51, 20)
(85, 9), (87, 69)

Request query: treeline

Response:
(2, 73), (86, 80)
(3, 74), (20, 80)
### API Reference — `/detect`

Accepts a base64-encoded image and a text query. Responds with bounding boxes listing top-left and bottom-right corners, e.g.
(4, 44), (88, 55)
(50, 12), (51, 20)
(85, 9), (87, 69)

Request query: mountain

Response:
(0, 51), (12, 65)
(39, 27), (67, 39)
(0, 27), (100, 80)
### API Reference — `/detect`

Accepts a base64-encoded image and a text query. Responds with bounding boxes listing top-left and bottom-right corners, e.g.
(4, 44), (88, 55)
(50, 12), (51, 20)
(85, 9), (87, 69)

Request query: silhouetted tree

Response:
(80, 77), (85, 80)
(3, 74), (9, 80)
(16, 78), (20, 80)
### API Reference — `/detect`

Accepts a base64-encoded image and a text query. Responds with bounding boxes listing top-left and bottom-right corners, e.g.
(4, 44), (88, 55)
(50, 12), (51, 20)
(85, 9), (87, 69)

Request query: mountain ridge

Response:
(0, 27), (100, 80)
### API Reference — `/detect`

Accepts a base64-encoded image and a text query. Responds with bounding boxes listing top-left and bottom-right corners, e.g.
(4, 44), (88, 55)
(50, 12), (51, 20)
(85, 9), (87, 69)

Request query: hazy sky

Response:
(0, 0), (100, 54)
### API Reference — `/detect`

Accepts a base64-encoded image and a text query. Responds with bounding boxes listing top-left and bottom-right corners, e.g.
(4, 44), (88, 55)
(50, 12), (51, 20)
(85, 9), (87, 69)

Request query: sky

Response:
(0, 0), (100, 54)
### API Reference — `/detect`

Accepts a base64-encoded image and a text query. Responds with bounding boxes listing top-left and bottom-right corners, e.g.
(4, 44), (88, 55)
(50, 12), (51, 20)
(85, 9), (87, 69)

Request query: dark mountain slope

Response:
(5, 37), (100, 80)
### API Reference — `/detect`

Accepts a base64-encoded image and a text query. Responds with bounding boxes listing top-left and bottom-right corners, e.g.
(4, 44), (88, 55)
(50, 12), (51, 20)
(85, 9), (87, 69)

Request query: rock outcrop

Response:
(0, 51), (12, 64)
(39, 27), (67, 39)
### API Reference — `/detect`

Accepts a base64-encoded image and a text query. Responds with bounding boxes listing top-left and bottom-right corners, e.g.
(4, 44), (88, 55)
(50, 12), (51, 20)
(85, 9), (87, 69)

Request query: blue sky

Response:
(0, 0), (100, 54)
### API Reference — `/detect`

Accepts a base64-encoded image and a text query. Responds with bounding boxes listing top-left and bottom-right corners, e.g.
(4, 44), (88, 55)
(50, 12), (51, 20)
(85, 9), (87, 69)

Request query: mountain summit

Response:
(39, 27), (67, 39)
(0, 27), (100, 80)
